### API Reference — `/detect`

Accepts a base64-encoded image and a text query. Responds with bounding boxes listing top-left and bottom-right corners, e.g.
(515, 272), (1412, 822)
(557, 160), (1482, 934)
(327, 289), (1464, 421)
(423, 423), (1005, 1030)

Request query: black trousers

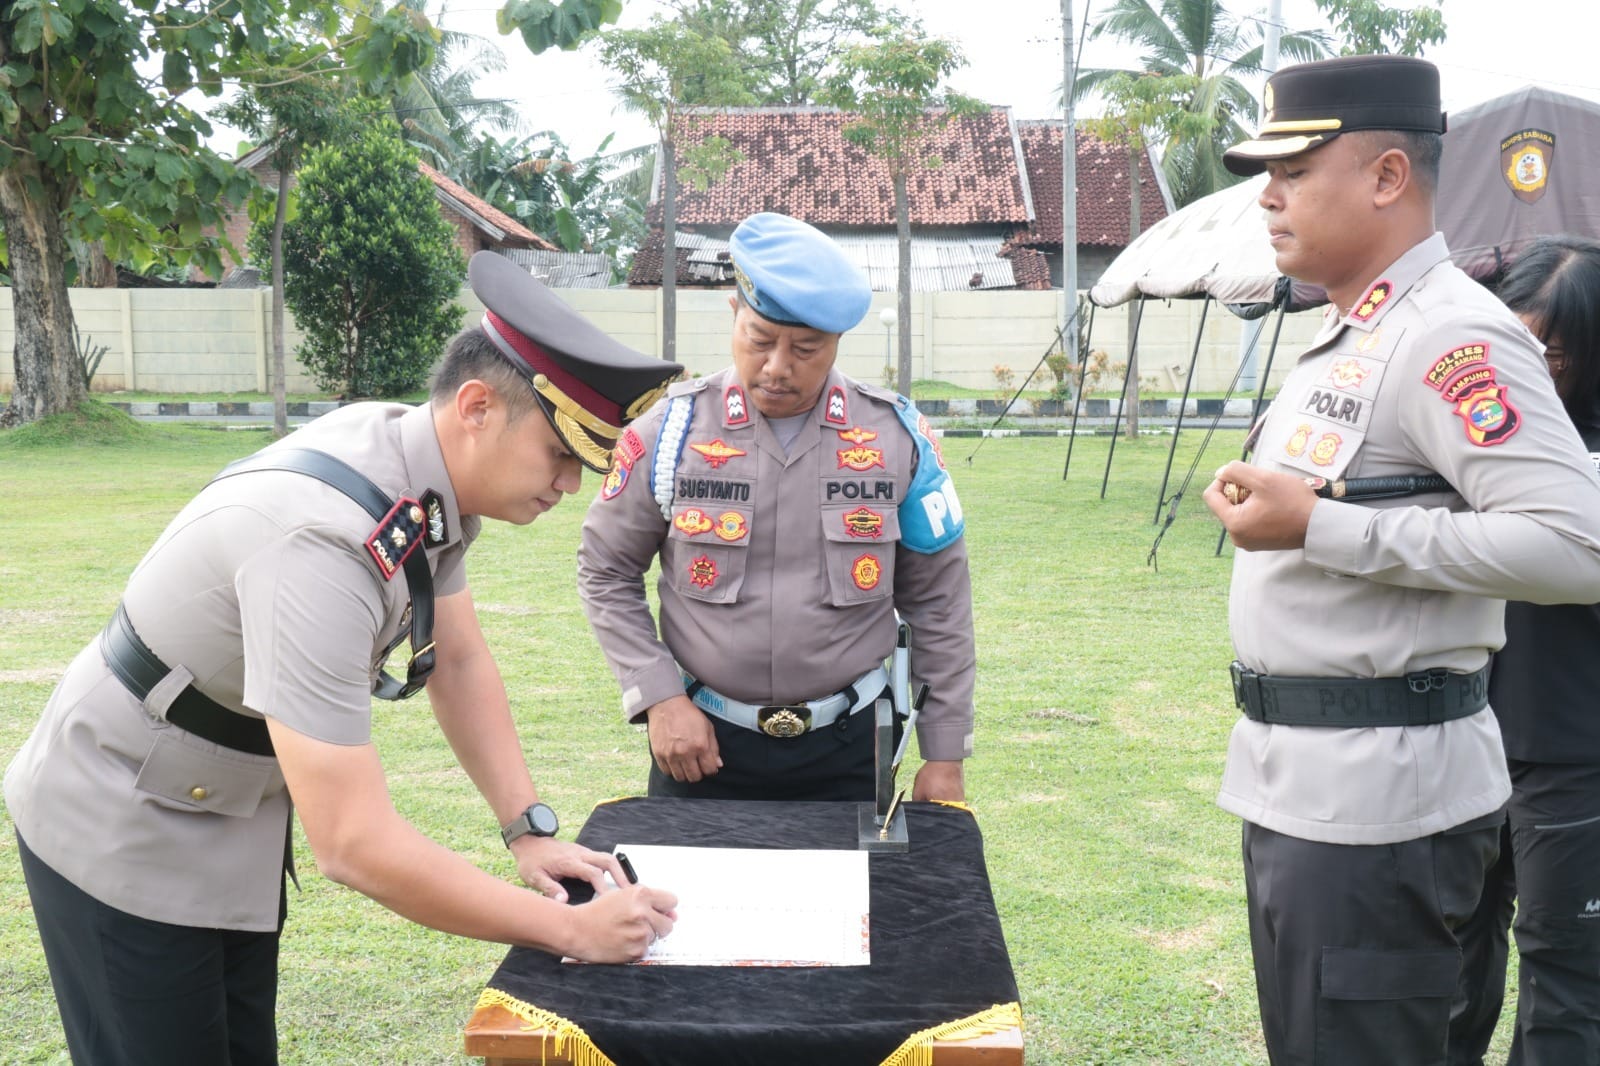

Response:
(647, 701), (891, 802)
(1450, 760), (1600, 1066)
(18, 831), (284, 1066)
(1243, 815), (1501, 1066)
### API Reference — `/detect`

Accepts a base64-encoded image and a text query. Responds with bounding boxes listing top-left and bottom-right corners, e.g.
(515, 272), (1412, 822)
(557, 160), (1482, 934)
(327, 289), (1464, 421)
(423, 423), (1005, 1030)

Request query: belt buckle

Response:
(1229, 660), (1248, 709)
(757, 706), (812, 738)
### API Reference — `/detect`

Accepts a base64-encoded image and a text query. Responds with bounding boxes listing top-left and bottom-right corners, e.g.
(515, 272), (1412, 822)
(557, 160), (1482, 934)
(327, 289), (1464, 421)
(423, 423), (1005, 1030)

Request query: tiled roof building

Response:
(629, 107), (1170, 291)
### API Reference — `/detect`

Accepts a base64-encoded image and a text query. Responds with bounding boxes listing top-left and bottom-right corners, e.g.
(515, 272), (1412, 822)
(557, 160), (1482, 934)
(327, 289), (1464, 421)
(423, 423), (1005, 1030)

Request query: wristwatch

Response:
(500, 802), (559, 847)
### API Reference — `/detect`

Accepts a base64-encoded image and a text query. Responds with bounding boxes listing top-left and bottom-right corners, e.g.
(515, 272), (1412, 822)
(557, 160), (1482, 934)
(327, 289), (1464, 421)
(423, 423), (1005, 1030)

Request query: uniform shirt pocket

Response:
(664, 505), (752, 604)
(134, 730), (277, 818)
(821, 504), (900, 606)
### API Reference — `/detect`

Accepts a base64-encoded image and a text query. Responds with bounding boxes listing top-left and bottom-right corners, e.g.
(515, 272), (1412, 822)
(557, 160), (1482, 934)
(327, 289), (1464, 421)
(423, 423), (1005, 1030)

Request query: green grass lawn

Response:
(0, 412), (1518, 1063)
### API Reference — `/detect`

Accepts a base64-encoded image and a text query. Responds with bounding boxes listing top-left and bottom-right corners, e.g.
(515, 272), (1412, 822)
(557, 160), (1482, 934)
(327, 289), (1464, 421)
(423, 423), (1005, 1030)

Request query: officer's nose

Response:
(556, 456), (583, 495)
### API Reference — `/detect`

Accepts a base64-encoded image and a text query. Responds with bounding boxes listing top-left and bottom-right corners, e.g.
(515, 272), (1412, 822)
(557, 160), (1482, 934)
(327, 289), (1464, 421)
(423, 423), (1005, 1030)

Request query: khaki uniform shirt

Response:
(1218, 233), (1600, 844)
(4, 403), (478, 930)
(577, 366), (976, 761)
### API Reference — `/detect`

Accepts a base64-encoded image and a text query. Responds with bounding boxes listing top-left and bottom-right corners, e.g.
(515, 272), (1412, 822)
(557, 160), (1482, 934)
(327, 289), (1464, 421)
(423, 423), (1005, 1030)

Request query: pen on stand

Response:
(879, 789), (906, 841)
(616, 851), (639, 885)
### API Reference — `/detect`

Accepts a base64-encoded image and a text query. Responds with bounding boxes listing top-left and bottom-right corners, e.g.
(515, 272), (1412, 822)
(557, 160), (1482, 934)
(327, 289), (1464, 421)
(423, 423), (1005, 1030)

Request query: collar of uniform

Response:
(399, 402), (462, 550)
(1339, 232), (1450, 331)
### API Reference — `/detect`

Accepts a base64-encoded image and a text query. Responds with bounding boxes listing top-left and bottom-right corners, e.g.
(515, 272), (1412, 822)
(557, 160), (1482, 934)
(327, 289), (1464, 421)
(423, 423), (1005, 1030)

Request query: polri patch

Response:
(851, 554), (882, 591)
(713, 512), (748, 542)
(365, 496), (426, 581)
(673, 507), (714, 536)
(1424, 343), (1490, 391)
(689, 438), (746, 468)
(1453, 380), (1521, 446)
(420, 490), (448, 547)
(689, 555), (718, 588)
(843, 506), (884, 539)
(1351, 280), (1392, 321)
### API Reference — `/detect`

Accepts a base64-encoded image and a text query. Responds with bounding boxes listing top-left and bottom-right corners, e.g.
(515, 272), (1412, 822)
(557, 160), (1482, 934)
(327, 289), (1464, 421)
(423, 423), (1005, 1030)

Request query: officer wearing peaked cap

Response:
(1202, 55), (1600, 1065)
(6, 251), (682, 1064)
(579, 212), (978, 803)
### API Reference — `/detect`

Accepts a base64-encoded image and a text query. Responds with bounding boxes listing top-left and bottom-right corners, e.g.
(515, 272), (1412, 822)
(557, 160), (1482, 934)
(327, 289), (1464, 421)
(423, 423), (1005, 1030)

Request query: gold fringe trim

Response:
(877, 1001), (1023, 1066)
(473, 987), (618, 1066)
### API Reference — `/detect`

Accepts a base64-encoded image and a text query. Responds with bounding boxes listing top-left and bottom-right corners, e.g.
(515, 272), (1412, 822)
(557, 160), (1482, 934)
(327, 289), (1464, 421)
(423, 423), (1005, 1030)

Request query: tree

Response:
(594, 18), (754, 361)
(1085, 71), (1209, 438)
(1314, 0), (1446, 55)
(266, 120), (463, 398)
(821, 32), (985, 396)
(1073, 0), (1330, 206)
(666, 0), (899, 106)
(0, 0), (621, 428)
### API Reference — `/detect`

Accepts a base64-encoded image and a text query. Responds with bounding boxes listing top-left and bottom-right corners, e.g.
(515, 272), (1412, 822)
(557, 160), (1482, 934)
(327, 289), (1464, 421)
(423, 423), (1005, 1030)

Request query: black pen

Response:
(616, 851), (639, 885)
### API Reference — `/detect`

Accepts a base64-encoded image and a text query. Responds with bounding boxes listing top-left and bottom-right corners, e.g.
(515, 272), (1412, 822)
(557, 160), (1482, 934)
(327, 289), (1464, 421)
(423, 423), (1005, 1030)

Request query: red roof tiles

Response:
(649, 107), (1031, 227)
(418, 163), (557, 251)
(1013, 121), (1169, 248)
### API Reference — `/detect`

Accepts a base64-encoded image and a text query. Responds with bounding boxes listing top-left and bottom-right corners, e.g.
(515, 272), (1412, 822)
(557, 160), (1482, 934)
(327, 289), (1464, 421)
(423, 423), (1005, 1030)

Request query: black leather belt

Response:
(1229, 660), (1491, 727)
(101, 604), (275, 756)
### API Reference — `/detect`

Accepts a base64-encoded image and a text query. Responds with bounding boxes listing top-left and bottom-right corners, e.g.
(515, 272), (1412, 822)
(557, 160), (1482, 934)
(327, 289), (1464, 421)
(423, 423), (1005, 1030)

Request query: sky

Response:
(385, 0), (1600, 163)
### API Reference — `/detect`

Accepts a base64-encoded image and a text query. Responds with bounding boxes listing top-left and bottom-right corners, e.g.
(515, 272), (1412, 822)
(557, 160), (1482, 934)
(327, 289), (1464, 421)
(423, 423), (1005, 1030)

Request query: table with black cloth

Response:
(463, 797), (1023, 1066)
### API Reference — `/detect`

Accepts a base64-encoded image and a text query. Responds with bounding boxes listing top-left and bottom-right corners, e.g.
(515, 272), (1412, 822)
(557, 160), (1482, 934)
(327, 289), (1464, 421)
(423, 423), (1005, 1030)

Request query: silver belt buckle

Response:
(757, 705), (812, 737)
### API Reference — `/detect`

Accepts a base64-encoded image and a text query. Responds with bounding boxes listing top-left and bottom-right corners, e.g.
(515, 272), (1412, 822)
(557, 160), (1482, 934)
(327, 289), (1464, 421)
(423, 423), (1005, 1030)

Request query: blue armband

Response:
(893, 399), (965, 553)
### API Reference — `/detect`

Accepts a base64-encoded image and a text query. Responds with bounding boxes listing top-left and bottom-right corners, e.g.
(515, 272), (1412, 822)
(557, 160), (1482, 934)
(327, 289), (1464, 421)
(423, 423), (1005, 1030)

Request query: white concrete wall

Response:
(1, 285), (1321, 396)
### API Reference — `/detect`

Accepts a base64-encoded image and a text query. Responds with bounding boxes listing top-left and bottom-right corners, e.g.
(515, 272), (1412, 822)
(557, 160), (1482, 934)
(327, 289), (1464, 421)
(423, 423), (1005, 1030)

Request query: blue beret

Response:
(729, 213), (872, 334)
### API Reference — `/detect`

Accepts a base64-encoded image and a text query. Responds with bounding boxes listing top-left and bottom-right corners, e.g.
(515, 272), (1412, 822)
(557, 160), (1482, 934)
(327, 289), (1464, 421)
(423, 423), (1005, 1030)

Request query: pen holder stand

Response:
(858, 696), (909, 852)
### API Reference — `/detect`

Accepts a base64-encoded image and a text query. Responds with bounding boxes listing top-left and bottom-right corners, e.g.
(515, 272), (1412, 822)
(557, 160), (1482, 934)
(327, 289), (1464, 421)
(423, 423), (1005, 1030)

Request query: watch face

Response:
(529, 803), (559, 836)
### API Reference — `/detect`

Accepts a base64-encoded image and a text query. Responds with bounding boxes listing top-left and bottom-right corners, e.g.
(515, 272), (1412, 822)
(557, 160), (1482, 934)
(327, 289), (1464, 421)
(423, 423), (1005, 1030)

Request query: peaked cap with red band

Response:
(469, 251), (682, 472)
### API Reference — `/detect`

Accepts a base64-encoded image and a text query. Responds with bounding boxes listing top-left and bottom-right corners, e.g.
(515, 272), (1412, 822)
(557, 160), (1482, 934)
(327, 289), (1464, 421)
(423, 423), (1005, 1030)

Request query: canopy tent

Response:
(1066, 84), (1600, 529)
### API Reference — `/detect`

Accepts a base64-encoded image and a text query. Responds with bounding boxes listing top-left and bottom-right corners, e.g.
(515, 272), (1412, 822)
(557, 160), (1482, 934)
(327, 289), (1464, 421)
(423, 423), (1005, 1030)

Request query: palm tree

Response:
(1073, 0), (1331, 205)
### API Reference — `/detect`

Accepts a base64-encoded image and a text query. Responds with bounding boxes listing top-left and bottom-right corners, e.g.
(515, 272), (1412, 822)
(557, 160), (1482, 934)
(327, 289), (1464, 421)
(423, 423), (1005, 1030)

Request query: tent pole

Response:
(1062, 301), (1097, 480)
(1216, 301), (1291, 556)
(1154, 296), (1210, 523)
(1100, 297), (1146, 499)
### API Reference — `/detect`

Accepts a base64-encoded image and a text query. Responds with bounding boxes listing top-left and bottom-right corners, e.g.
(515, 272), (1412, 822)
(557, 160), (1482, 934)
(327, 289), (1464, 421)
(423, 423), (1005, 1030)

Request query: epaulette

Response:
(667, 376), (710, 398)
(365, 497), (428, 581)
(849, 379), (903, 408)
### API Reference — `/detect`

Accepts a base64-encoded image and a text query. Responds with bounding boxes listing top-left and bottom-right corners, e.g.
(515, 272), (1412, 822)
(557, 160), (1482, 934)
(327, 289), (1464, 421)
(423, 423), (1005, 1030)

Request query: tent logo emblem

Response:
(1501, 128), (1555, 204)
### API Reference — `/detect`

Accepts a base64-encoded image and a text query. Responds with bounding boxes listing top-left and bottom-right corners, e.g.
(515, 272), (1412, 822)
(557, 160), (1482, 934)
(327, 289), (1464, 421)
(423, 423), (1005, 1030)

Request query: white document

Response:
(598, 843), (870, 967)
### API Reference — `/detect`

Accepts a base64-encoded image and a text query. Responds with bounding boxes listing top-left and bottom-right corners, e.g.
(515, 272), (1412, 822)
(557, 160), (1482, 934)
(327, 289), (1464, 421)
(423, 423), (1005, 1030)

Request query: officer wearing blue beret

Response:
(579, 213), (978, 802)
(6, 252), (682, 1064)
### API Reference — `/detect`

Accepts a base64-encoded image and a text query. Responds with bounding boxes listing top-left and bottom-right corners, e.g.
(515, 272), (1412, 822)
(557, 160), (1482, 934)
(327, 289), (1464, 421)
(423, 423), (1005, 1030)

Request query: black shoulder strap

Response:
(212, 448), (436, 701)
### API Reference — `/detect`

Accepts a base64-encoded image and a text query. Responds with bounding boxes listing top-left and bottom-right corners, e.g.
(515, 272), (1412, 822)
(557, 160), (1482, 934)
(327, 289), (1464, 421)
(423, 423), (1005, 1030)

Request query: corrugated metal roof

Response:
(499, 248), (617, 289)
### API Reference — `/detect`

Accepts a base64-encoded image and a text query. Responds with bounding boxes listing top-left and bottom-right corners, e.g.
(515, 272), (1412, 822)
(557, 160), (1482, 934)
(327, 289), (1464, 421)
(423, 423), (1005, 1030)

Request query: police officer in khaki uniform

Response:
(578, 213), (975, 803)
(5, 252), (681, 1066)
(1203, 56), (1600, 1065)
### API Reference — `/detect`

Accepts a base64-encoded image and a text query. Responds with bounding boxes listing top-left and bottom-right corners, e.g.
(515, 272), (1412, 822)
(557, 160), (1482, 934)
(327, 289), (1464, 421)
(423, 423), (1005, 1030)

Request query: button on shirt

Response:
(1218, 234), (1600, 844)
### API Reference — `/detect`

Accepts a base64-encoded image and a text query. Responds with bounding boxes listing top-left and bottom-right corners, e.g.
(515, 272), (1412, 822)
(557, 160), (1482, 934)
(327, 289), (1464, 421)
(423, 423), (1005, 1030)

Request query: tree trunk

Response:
(1124, 145), (1142, 440)
(0, 158), (86, 426)
(661, 133), (677, 363)
(270, 166), (291, 437)
(83, 241), (118, 288)
(894, 170), (912, 397)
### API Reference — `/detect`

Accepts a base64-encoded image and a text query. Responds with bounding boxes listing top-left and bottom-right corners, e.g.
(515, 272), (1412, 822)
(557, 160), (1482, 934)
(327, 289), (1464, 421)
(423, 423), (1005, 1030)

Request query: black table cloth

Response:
(476, 797), (1020, 1066)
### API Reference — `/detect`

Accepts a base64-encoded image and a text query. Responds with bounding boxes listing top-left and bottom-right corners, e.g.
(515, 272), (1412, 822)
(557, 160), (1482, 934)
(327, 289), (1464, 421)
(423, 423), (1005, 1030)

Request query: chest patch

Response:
(689, 439), (746, 468)
(838, 446), (886, 472)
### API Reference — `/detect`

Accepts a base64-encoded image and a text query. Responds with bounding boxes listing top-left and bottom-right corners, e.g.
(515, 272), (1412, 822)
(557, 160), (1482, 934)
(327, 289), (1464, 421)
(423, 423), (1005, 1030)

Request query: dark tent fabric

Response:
(1437, 85), (1600, 281)
(1090, 84), (1600, 311)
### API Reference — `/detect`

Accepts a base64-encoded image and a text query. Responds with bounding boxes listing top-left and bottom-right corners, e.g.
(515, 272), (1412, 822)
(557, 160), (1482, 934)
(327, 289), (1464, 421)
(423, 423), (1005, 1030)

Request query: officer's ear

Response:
(728, 294), (740, 315)
(1371, 147), (1412, 209)
(453, 378), (494, 432)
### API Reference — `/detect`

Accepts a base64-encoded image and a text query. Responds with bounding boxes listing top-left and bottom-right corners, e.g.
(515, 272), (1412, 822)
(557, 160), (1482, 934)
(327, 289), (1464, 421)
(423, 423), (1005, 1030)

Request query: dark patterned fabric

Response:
(482, 798), (1019, 1065)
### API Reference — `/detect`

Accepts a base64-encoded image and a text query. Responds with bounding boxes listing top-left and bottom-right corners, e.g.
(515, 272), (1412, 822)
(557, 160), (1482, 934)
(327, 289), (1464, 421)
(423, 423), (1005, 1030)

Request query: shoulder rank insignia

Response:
(843, 506), (884, 539)
(366, 497), (426, 581)
(851, 553), (882, 591)
(689, 438), (747, 468)
(825, 386), (848, 425)
(724, 385), (749, 426)
(673, 507), (714, 536)
(420, 490), (448, 547)
(713, 511), (748, 542)
(838, 446), (886, 472)
(1351, 279), (1392, 322)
